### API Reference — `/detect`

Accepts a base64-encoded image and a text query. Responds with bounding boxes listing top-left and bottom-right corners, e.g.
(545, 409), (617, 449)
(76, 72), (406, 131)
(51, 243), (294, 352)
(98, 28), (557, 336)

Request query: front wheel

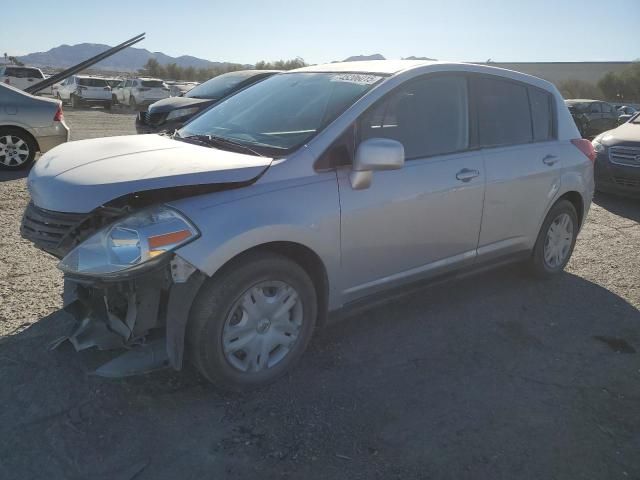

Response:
(187, 252), (318, 391)
(528, 200), (579, 278)
(129, 95), (137, 110)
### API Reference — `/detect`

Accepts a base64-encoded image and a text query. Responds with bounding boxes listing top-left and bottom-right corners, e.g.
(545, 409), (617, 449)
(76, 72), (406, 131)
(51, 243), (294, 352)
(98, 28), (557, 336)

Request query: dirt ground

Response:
(1, 107), (639, 479)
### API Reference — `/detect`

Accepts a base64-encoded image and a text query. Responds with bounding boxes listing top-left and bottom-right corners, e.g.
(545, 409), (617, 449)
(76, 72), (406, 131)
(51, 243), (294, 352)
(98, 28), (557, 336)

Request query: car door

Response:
(601, 102), (618, 129)
(337, 74), (485, 301)
(474, 75), (562, 260)
(587, 102), (603, 135)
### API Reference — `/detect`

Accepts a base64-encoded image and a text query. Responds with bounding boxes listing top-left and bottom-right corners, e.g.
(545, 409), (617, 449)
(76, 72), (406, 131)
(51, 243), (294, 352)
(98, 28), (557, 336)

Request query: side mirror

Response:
(350, 138), (404, 190)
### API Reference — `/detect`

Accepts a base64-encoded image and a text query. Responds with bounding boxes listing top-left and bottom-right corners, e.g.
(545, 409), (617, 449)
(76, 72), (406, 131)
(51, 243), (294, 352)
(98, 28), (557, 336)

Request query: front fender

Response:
(169, 173), (342, 306)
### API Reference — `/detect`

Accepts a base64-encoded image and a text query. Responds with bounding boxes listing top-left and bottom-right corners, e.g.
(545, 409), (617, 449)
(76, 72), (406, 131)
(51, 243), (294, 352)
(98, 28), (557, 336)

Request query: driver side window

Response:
(359, 75), (469, 159)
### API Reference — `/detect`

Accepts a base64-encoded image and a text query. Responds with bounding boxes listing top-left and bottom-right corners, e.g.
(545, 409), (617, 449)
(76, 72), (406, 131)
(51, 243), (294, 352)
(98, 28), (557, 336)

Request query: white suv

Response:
(112, 77), (169, 109)
(56, 75), (112, 109)
(0, 66), (45, 91)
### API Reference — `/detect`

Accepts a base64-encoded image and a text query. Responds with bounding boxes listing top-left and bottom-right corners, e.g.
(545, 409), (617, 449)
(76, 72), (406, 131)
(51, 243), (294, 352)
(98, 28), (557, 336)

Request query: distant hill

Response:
(403, 56), (437, 61)
(343, 54), (386, 62)
(17, 43), (241, 72)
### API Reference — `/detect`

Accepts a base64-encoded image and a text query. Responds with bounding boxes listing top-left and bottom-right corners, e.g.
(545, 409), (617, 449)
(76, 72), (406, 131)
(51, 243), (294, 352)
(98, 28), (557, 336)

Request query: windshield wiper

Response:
(175, 132), (265, 157)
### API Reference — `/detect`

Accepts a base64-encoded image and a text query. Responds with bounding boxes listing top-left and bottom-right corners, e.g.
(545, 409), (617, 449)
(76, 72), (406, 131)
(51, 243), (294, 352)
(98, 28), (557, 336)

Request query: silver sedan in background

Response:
(0, 83), (69, 170)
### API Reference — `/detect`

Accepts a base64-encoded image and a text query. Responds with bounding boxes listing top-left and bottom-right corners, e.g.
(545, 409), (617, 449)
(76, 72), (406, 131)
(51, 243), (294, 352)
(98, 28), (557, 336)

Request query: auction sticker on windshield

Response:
(330, 73), (382, 85)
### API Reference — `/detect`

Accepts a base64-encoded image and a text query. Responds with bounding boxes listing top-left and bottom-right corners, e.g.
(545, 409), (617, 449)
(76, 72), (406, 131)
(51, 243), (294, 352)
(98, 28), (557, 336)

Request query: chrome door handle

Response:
(542, 154), (558, 166)
(456, 168), (480, 182)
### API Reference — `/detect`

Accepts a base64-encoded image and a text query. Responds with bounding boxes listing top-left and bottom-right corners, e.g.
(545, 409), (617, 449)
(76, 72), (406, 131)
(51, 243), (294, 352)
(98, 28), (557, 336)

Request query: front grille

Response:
(21, 203), (86, 258)
(613, 176), (640, 188)
(145, 111), (167, 127)
(609, 146), (640, 168)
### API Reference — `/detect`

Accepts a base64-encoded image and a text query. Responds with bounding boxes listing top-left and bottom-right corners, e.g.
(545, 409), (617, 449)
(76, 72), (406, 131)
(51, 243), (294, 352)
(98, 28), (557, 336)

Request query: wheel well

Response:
(558, 191), (584, 226)
(215, 242), (330, 327)
(0, 126), (40, 152)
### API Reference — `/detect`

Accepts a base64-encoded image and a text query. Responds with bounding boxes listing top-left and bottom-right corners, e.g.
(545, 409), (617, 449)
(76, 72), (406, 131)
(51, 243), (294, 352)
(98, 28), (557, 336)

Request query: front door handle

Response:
(542, 154), (558, 166)
(456, 168), (480, 182)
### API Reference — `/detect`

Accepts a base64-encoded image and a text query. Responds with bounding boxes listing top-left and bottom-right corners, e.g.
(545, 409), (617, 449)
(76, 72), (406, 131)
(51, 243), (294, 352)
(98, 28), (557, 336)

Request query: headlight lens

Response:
(166, 107), (200, 121)
(592, 139), (605, 153)
(59, 205), (198, 277)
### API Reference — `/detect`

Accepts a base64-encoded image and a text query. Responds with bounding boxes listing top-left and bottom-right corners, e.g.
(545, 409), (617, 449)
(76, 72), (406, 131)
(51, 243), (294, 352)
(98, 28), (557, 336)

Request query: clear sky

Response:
(3, 0), (639, 64)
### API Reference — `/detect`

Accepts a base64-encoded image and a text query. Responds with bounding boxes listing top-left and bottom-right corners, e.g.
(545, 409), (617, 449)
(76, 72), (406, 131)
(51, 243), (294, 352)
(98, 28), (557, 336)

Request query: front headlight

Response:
(59, 205), (199, 277)
(166, 107), (200, 121)
(592, 139), (605, 153)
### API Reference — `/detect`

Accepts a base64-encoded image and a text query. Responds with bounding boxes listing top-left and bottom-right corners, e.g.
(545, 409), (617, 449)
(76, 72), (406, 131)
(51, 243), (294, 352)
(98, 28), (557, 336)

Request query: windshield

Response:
(78, 77), (108, 87)
(186, 71), (263, 99)
(179, 72), (383, 153)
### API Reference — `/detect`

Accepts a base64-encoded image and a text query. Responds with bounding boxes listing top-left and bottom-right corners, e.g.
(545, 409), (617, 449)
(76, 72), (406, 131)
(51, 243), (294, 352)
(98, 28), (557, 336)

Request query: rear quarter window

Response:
(476, 76), (532, 147)
(528, 87), (554, 141)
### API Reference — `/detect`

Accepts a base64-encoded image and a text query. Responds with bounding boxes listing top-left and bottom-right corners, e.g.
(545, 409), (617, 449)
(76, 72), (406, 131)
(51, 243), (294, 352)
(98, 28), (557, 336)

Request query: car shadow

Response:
(594, 191), (640, 222)
(0, 168), (30, 182)
(1, 266), (639, 479)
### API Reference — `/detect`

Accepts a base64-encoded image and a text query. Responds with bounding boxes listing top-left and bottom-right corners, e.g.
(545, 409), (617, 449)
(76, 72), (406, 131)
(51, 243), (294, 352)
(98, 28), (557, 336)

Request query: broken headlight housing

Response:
(59, 205), (199, 277)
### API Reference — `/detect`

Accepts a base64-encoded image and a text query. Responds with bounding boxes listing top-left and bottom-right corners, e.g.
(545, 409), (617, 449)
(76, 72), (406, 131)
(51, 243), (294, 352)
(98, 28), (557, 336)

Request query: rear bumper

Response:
(33, 122), (70, 153)
(595, 151), (640, 197)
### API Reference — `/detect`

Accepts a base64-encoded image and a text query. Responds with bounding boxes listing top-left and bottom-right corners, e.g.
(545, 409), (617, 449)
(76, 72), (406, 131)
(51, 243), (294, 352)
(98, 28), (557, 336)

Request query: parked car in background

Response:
(0, 83), (69, 170)
(0, 66), (45, 91)
(104, 77), (123, 89)
(169, 82), (199, 97)
(565, 99), (620, 138)
(617, 105), (637, 123)
(135, 70), (279, 133)
(22, 61), (594, 389)
(112, 77), (169, 110)
(56, 75), (112, 109)
(592, 112), (640, 197)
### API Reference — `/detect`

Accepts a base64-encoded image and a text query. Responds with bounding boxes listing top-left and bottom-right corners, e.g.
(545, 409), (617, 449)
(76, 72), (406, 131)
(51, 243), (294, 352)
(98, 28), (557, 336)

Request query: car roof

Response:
(293, 60), (435, 74)
(565, 99), (600, 103)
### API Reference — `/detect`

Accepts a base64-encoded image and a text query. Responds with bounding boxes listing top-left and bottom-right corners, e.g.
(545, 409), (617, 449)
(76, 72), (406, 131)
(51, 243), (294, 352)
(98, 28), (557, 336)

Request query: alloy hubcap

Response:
(0, 135), (30, 167)
(222, 281), (303, 373)
(543, 213), (573, 268)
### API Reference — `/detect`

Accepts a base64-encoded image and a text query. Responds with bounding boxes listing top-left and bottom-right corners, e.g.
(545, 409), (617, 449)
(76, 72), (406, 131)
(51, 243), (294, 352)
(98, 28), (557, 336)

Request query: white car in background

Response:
(56, 75), (112, 109)
(112, 77), (169, 110)
(0, 66), (45, 91)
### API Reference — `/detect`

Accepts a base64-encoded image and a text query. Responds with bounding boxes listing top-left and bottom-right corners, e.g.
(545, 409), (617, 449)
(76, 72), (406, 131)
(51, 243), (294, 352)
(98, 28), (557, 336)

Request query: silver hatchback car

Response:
(22, 61), (595, 390)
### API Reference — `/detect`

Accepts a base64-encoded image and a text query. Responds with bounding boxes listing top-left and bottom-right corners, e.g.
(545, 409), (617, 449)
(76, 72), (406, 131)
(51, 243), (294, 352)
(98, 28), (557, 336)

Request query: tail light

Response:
(571, 138), (596, 163)
(54, 104), (64, 122)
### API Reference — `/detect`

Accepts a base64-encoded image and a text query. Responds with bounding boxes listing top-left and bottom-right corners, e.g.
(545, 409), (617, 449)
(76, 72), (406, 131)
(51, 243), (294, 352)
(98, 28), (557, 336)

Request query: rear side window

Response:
(476, 77), (532, 147)
(528, 87), (554, 141)
(77, 78), (108, 87)
(360, 75), (469, 159)
(141, 80), (164, 88)
(601, 103), (613, 113)
(4, 67), (43, 79)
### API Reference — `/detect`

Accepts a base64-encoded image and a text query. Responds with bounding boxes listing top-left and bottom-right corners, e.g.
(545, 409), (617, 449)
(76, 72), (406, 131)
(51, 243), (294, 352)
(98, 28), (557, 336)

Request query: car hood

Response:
(28, 134), (272, 213)
(148, 96), (215, 113)
(600, 122), (640, 145)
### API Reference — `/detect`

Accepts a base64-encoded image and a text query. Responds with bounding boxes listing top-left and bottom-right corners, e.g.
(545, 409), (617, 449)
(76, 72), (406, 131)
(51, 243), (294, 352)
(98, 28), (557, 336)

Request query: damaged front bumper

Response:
(54, 255), (205, 378)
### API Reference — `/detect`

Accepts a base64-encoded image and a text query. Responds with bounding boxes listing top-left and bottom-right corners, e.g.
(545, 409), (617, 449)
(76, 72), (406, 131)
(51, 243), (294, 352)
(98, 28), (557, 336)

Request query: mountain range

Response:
(15, 44), (436, 72)
(17, 43), (240, 72)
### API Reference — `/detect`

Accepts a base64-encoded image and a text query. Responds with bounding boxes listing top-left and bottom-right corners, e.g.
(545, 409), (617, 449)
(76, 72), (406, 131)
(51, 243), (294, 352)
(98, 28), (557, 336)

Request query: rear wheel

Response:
(187, 252), (317, 391)
(129, 95), (137, 110)
(111, 94), (118, 105)
(0, 128), (37, 170)
(70, 94), (80, 108)
(528, 200), (579, 278)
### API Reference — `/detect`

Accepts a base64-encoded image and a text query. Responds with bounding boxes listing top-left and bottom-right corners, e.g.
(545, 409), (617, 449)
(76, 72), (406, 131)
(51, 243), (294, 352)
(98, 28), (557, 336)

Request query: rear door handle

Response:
(542, 154), (558, 166)
(456, 168), (480, 182)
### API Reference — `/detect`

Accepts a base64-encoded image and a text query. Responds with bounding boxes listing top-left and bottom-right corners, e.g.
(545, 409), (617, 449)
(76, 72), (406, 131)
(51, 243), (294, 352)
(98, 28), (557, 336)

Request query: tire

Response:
(528, 200), (579, 278)
(104, 101), (112, 111)
(71, 94), (80, 109)
(112, 94), (118, 105)
(129, 95), (137, 110)
(0, 127), (38, 170)
(187, 252), (318, 391)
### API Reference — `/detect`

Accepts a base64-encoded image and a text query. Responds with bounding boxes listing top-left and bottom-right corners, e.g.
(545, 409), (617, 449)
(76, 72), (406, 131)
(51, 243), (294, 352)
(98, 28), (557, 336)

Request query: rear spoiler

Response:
(25, 33), (146, 95)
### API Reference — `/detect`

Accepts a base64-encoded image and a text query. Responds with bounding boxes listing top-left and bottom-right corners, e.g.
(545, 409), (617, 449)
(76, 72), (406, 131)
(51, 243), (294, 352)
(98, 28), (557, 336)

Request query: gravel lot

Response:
(1, 107), (639, 479)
